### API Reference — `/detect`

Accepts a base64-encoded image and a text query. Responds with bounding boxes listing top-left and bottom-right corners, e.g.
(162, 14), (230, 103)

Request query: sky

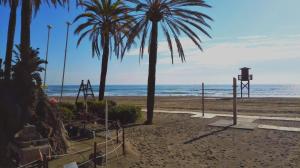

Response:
(0, 0), (300, 85)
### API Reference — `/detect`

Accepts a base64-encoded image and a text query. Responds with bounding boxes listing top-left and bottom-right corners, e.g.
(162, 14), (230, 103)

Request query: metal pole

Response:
(60, 22), (71, 102)
(105, 100), (108, 165)
(202, 82), (204, 117)
(43, 25), (52, 89)
(233, 77), (237, 125)
(240, 81), (243, 98)
(248, 80), (250, 98)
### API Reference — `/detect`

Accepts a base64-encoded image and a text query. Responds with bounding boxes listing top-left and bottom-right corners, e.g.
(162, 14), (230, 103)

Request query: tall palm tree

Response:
(74, 0), (134, 101)
(125, 0), (212, 124)
(16, 0), (70, 132)
(20, 0), (70, 61)
(0, 0), (19, 80)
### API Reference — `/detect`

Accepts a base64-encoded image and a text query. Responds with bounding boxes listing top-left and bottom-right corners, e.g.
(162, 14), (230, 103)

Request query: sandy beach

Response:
(107, 113), (300, 168)
(48, 96), (300, 167)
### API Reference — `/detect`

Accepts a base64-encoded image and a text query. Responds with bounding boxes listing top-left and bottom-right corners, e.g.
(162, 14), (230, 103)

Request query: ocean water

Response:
(46, 84), (300, 98)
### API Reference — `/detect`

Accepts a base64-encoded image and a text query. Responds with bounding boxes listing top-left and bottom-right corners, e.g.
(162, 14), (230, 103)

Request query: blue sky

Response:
(0, 0), (300, 85)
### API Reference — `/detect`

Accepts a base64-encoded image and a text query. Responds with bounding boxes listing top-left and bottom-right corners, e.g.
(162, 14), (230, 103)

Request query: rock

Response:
(15, 124), (42, 142)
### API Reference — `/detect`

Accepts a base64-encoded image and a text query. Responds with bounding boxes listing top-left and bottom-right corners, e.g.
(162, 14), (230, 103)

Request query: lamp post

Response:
(43, 25), (52, 90)
(60, 22), (71, 102)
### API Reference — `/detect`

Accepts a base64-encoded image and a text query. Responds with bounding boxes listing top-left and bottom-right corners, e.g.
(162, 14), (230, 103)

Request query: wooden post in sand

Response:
(202, 82), (205, 117)
(233, 78), (237, 125)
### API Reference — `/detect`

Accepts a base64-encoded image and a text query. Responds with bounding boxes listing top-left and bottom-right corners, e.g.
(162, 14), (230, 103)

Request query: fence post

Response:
(94, 141), (97, 168)
(202, 82), (205, 117)
(122, 127), (125, 155)
(233, 77), (237, 125)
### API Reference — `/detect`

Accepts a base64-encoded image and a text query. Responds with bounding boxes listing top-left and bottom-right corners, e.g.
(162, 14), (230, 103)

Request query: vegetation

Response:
(87, 100), (117, 116)
(0, 0), (72, 166)
(59, 107), (74, 121)
(0, 0), (19, 80)
(60, 100), (141, 124)
(74, 0), (134, 100)
(57, 102), (76, 121)
(110, 104), (142, 124)
(58, 102), (76, 112)
(125, 0), (212, 124)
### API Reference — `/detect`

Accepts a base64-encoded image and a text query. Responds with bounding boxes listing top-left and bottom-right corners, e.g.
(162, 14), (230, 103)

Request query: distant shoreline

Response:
(45, 84), (300, 97)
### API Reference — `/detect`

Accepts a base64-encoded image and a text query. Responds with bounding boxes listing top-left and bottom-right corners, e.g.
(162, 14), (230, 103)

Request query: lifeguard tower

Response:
(238, 67), (253, 98)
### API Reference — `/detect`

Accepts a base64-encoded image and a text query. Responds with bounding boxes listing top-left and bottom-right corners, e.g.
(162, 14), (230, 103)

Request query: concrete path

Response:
(149, 109), (300, 121)
(145, 109), (300, 132)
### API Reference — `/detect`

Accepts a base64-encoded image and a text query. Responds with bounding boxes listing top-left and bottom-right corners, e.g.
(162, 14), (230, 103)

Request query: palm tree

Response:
(20, 0), (70, 61)
(125, 0), (212, 124)
(12, 45), (47, 87)
(74, 0), (134, 101)
(15, 0), (70, 135)
(0, 0), (19, 80)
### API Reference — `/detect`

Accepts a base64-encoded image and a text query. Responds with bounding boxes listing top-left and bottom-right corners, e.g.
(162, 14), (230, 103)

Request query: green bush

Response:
(57, 102), (75, 112)
(75, 101), (86, 112)
(87, 100), (117, 117)
(59, 107), (74, 121)
(109, 104), (142, 124)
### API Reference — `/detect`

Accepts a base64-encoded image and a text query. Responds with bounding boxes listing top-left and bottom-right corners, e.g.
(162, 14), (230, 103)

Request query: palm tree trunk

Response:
(146, 21), (158, 124)
(18, 0), (33, 123)
(4, 0), (17, 80)
(98, 35), (109, 101)
(20, 0), (31, 60)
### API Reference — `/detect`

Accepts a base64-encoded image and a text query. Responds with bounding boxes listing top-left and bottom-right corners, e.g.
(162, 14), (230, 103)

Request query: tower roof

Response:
(240, 67), (251, 70)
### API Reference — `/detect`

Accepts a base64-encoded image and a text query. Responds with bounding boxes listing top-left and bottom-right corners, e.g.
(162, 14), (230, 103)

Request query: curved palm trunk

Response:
(99, 35), (109, 101)
(146, 21), (158, 124)
(4, 0), (17, 80)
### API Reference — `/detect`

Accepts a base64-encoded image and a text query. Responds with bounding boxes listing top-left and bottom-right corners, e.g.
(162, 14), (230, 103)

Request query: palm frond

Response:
(124, 0), (212, 63)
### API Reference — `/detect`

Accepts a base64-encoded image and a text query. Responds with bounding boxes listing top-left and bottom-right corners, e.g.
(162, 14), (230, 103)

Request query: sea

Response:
(46, 84), (300, 98)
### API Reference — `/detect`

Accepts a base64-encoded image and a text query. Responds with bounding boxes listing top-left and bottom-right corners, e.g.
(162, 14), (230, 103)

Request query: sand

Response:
(54, 96), (300, 167)
(107, 113), (300, 168)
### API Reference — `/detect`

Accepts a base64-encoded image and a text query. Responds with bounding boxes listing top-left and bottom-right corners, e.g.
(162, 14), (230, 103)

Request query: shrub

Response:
(109, 104), (142, 124)
(57, 102), (75, 112)
(58, 107), (74, 121)
(87, 100), (117, 117)
(75, 101), (85, 112)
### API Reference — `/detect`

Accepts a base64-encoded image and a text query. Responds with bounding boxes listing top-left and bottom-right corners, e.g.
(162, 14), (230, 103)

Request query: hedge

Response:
(57, 102), (76, 112)
(109, 104), (142, 124)
(58, 106), (74, 121)
(58, 100), (142, 124)
(86, 100), (117, 117)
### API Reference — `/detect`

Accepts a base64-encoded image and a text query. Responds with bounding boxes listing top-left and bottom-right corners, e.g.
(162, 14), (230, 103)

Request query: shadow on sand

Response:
(183, 125), (233, 144)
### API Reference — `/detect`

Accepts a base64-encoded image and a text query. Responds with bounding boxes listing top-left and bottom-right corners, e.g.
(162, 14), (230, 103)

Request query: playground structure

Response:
(75, 79), (95, 104)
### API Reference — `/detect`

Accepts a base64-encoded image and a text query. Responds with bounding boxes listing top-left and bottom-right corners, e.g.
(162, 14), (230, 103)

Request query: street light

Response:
(43, 24), (52, 90)
(60, 22), (71, 102)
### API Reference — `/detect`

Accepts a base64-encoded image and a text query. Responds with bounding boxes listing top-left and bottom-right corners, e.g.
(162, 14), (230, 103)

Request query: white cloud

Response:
(157, 35), (300, 67)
